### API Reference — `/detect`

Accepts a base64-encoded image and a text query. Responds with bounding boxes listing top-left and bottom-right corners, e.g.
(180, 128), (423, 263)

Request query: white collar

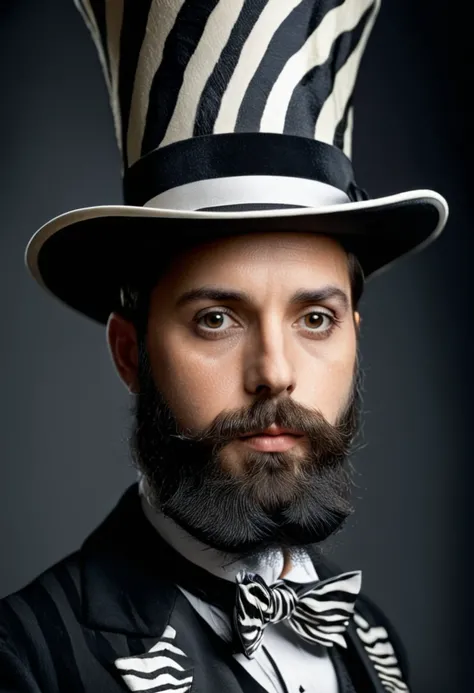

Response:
(138, 477), (318, 586)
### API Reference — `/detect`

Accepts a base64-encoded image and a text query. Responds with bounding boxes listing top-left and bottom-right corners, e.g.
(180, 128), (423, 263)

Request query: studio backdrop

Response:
(0, 2), (470, 692)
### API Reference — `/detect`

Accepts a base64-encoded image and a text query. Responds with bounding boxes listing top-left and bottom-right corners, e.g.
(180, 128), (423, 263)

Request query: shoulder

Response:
(1, 550), (82, 618)
(0, 551), (82, 672)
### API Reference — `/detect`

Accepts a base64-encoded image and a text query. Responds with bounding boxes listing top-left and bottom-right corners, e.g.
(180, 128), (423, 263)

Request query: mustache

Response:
(173, 395), (356, 455)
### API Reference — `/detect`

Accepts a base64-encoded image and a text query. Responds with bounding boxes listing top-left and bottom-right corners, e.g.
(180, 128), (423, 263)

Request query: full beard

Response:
(130, 343), (363, 560)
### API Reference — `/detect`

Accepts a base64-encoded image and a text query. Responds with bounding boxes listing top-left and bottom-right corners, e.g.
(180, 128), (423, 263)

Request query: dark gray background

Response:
(0, 2), (470, 692)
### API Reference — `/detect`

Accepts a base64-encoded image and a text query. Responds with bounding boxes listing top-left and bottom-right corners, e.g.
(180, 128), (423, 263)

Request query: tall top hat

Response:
(26, 0), (448, 324)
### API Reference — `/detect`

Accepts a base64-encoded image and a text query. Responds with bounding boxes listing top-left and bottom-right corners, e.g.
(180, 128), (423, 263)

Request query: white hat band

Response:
(143, 175), (350, 211)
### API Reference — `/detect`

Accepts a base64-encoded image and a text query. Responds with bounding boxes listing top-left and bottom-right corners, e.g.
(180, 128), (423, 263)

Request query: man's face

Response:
(111, 231), (361, 557)
(146, 231), (357, 438)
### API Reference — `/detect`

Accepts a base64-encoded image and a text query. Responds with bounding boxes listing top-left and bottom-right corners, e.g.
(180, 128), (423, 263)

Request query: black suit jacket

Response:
(0, 485), (410, 692)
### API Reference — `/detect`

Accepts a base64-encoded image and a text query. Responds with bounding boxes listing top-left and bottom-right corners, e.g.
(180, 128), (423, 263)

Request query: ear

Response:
(354, 311), (361, 330)
(106, 312), (140, 393)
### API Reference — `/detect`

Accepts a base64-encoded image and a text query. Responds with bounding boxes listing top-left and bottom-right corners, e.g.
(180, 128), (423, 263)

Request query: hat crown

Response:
(75, 0), (380, 171)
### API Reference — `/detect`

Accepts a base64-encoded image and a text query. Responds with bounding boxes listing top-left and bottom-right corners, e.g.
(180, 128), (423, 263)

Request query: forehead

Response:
(159, 232), (350, 290)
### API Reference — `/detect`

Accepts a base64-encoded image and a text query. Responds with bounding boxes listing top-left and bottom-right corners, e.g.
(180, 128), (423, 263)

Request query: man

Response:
(0, 0), (448, 692)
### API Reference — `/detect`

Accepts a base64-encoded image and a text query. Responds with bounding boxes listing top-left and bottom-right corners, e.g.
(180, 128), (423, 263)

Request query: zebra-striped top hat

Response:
(26, 0), (449, 324)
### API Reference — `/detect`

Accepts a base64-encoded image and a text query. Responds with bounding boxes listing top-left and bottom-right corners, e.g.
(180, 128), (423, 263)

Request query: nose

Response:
(244, 327), (296, 398)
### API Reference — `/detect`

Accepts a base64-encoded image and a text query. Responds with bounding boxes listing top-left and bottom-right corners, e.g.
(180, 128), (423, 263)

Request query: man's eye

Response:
(300, 312), (334, 331)
(197, 311), (233, 330)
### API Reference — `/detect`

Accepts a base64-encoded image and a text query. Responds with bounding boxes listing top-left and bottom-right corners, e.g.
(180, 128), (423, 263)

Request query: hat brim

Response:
(25, 189), (448, 324)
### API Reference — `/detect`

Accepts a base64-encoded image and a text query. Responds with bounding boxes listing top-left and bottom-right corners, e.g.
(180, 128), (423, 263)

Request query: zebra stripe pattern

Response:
(73, 0), (380, 169)
(114, 625), (194, 693)
(354, 612), (409, 693)
(234, 570), (362, 659)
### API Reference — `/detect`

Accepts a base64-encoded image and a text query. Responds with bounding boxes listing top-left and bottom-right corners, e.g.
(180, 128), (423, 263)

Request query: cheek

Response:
(299, 332), (357, 424)
(311, 361), (355, 423)
(146, 331), (241, 431)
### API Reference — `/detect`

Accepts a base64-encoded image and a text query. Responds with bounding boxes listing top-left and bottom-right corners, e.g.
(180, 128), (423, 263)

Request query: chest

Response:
(32, 593), (404, 693)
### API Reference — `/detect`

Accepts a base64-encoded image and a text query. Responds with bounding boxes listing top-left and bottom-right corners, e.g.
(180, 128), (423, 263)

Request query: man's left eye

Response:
(300, 312), (333, 330)
(198, 311), (233, 330)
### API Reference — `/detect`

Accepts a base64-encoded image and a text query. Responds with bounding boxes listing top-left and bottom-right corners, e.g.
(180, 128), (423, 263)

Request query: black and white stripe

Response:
(215, 0), (342, 134)
(114, 625), (194, 692)
(234, 571), (298, 657)
(289, 571), (362, 647)
(73, 0), (380, 199)
(354, 612), (409, 693)
(234, 570), (362, 659)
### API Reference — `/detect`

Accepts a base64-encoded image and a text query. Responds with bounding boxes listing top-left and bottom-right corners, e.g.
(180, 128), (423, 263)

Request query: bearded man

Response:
(0, 0), (448, 692)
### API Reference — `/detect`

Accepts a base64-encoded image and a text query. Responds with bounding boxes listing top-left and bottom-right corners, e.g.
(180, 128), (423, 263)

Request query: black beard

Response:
(130, 342), (362, 559)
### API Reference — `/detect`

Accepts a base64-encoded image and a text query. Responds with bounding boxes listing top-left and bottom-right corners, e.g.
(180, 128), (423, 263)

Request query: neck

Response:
(279, 550), (293, 578)
(138, 475), (318, 585)
(138, 477), (285, 583)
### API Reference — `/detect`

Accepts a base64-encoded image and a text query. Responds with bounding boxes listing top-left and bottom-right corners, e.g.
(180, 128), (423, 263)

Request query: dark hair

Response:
(117, 247), (365, 336)
(347, 251), (365, 311)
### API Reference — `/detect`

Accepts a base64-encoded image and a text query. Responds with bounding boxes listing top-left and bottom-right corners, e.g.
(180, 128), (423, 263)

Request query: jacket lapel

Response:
(78, 484), (260, 693)
(342, 620), (396, 693)
(79, 484), (177, 639)
(351, 612), (409, 692)
(115, 624), (194, 693)
(79, 485), (195, 690)
(313, 553), (409, 693)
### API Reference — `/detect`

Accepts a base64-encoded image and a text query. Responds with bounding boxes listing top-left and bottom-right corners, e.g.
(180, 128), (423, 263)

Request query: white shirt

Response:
(139, 483), (339, 693)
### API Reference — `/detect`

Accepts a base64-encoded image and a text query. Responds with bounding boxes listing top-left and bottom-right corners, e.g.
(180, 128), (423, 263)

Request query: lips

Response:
(241, 425), (304, 438)
(239, 425), (304, 452)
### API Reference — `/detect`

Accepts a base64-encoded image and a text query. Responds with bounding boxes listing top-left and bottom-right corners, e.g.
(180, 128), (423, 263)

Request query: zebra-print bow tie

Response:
(233, 569), (362, 659)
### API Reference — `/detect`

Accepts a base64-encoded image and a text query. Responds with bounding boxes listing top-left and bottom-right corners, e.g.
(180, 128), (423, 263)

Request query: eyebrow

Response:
(176, 285), (350, 311)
